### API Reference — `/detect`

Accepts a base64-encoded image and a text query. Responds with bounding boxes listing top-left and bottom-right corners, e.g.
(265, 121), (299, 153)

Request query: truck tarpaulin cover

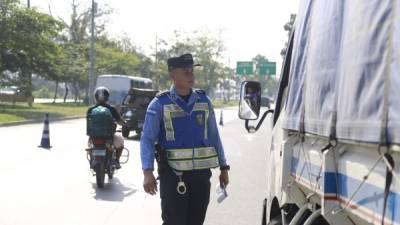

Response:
(283, 0), (400, 144)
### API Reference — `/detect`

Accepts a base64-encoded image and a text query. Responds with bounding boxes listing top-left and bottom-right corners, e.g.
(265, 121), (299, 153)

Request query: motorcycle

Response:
(86, 137), (118, 188)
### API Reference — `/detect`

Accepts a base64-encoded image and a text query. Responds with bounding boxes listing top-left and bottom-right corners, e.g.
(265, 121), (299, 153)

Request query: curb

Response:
(0, 115), (85, 127)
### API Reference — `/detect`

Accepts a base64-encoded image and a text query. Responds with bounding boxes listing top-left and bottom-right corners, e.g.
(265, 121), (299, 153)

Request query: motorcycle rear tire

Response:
(107, 163), (114, 180)
(95, 163), (105, 188)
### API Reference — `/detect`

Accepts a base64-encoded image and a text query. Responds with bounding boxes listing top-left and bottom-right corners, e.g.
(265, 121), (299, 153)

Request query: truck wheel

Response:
(261, 198), (267, 225)
(122, 126), (130, 138)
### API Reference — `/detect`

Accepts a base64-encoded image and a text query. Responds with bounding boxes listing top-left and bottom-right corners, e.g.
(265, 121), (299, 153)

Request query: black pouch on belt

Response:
(155, 144), (168, 176)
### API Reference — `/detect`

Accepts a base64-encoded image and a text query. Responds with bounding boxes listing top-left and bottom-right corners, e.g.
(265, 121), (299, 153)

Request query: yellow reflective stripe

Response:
(163, 104), (185, 141)
(194, 110), (208, 139)
(167, 147), (217, 159)
(193, 157), (219, 169)
(163, 104), (174, 141)
(192, 102), (209, 139)
(164, 104), (181, 111)
(193, 102), (209, 111)
(168, 156), (219, 171)
(166, 148), (193, 159)
(205, 111), (208, 139)
(168, 160), (194, 171)
(194, 147), (217, 158)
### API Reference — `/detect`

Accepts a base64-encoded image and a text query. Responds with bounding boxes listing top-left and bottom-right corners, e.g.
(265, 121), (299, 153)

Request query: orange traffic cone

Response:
(219, 109), (224, 126)
(39, 113), (51, 149)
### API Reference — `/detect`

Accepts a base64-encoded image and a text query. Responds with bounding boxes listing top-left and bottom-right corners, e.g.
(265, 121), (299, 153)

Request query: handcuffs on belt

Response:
(155, 145), (187, 195)
(175, 171), (187, 195)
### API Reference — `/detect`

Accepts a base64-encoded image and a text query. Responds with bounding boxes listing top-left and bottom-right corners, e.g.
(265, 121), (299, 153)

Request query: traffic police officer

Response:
(140, 53), (230, 225)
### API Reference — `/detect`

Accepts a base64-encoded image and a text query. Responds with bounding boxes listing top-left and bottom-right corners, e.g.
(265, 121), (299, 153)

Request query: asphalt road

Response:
(0, 107), (271, 225)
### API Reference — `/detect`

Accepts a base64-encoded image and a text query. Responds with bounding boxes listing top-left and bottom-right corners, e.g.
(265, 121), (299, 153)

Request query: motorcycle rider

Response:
(87, 86), (126, 169)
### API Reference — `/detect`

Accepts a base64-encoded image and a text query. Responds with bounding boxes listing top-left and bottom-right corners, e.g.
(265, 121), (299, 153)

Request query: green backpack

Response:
(86, 106), (115, 138)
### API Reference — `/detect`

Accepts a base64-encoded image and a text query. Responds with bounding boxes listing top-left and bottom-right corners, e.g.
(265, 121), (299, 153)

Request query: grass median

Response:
(0, 100), (238, 125)
(0, 102), (87, 125)
(212, 100), (238, 108)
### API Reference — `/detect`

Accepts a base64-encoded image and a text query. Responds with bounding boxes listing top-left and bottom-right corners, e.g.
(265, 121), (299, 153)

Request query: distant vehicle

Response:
(0, 86), (20, 95)
(0, 86), (33, 104)
(120, 88), (158, 138)
(260, 96), (272, 108)
(95, 75), (153, 108)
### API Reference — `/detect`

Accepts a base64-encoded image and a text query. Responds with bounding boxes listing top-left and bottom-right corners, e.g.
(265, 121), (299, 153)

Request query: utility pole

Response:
(88, 0), (96, 105)
(26, 0), (33, 106)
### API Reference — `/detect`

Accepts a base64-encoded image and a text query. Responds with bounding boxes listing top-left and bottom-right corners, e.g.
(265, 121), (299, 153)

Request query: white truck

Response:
(239, 1), (400, 225)
(95, 74), (153, 107)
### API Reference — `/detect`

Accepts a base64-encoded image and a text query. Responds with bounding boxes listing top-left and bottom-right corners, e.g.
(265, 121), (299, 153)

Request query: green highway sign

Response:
(258, 61), (276, 76)
(236, 61), (253, 75)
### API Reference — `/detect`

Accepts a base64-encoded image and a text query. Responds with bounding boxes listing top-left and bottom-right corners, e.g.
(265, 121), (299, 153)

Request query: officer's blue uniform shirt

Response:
(140, 86), (228, 170)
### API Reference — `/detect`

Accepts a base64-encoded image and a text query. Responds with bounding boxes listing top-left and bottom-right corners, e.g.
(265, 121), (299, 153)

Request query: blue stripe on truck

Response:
(291, 156), (400, 224)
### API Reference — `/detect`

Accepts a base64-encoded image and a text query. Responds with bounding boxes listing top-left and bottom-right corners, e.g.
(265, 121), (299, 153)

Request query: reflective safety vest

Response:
(157, 90), (219, 171)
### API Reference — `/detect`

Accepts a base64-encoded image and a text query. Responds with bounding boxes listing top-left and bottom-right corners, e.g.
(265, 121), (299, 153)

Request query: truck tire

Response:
(261, 198), (267, 225)
(267, 216), (282, 225)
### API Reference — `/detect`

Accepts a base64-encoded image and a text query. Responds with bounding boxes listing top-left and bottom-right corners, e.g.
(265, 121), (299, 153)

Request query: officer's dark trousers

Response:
(160, 167), (212, 225)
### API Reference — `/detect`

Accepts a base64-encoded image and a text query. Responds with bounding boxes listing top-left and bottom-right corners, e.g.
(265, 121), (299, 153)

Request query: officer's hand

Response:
(143, 170), (158, 195)
(219, 170), (229, 188)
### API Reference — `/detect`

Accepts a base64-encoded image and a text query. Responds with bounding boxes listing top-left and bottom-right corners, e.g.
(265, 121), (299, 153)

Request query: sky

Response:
(31, 0), (299, 75)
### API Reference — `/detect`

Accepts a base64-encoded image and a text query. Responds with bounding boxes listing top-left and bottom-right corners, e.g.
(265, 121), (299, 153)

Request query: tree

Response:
(0, 0), (63, 106)
(95, 42), (140, 75)
(58, 41), (88, 102)
(155, 30), (227, 95)
(188, 30), (226, 96)
(56, 0), (113, 102)
(252, 54), (278, 98)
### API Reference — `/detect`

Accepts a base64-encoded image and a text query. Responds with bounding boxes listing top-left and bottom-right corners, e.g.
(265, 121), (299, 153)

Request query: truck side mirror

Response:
(239, 81), (262, 120)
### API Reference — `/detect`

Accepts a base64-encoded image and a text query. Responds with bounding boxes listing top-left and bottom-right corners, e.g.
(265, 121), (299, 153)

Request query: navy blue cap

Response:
(167, 53), (201, 71)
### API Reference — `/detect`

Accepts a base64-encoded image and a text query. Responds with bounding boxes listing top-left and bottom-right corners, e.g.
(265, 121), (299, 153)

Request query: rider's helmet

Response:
(94, 86), (110, 103)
